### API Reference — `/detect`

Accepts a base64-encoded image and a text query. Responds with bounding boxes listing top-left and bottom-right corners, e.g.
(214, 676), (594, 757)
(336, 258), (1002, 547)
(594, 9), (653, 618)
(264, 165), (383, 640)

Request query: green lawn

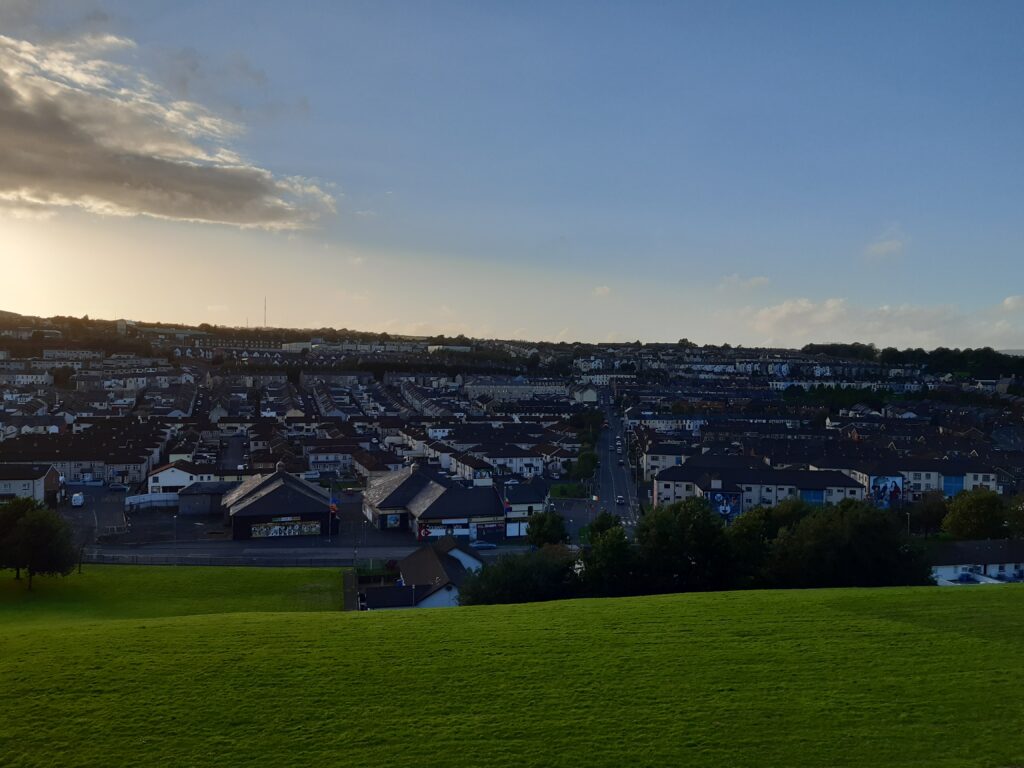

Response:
(2, 567), (1023, 768)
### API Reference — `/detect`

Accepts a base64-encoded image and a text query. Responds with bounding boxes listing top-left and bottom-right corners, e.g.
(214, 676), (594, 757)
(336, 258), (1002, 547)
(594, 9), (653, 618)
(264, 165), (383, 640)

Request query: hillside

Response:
(1, 567), (1023, 768)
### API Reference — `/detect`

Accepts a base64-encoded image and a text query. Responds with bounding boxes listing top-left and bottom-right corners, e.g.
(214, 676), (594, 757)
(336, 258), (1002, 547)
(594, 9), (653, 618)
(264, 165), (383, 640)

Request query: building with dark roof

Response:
(0, 463), (60, 504)
(222, 465), (331, 539)
(361, 537), (483, 610)
(929, 539), (1024, 584)
(654, 463), (865, 517)
(362, 465), (506, 541)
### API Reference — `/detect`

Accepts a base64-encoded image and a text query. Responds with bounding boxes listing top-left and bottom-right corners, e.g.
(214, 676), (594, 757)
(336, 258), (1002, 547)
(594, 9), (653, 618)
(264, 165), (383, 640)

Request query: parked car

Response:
(617, 459), (624, 466)
(71, 492), (85, 507)
(616, 495), (625, 505)
(470, 540), (498, 550)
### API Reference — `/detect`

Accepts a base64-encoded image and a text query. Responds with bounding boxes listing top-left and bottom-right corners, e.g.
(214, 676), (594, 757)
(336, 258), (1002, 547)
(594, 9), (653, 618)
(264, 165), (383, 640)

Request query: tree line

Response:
(801, 343), (1024, 379)
(460, 497), (933, 606)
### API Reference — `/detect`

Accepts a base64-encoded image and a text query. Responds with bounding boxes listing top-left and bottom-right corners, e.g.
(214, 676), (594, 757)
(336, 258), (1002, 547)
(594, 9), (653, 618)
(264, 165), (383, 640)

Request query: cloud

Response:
(0, 33), (333, 229)
(593, 286), (611, 298)
(718, 274), (770, 291)
(864, 227), (907, 262)
(1002, 296), (1024, 312)
(741, 296), (1023, 349)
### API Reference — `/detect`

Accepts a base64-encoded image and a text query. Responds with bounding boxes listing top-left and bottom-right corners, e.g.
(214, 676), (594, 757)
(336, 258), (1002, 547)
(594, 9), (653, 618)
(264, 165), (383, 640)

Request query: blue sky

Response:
(1, 1), (1023, 347)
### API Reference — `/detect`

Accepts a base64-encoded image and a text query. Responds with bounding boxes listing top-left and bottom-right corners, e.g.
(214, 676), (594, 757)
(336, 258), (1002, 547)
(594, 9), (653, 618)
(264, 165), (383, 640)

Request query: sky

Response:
(1, 0), (1023, 348)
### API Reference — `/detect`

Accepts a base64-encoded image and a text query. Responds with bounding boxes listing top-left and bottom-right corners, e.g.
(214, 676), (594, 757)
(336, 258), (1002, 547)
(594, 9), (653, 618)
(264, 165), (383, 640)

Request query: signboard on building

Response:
(251, 520), (321, 537)
(869, 475), (904, 508)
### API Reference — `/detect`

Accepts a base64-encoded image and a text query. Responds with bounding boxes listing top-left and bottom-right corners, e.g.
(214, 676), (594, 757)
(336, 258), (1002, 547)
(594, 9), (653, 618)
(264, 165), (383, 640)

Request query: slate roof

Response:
(363, 584), (434, 609)
(178, 481), (238, 496)
(0, 463), (54, 480)
(363, 467), (503, 521)
(928, 539), (1024, 566)
(656, 464), (863, 490)
(221, 469), (328, 518)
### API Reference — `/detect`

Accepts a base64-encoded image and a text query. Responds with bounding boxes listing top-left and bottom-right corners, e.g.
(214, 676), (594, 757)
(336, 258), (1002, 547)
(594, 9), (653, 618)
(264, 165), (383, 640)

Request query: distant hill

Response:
(2, 565), (1024, 767)
(1001, 349), (1024, 357)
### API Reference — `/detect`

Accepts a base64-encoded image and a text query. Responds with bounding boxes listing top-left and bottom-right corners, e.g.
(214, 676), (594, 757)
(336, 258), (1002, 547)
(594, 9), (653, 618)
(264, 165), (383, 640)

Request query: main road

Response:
(595, 400), (640, 528)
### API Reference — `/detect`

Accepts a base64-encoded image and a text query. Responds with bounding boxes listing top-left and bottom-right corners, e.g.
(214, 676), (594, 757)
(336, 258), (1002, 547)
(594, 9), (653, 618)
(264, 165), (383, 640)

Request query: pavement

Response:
(61, 484), (127, 546)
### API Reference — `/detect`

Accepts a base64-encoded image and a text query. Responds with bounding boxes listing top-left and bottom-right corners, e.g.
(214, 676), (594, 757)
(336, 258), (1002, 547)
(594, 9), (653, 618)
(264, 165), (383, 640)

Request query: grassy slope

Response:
(1, 567), (1023, 768)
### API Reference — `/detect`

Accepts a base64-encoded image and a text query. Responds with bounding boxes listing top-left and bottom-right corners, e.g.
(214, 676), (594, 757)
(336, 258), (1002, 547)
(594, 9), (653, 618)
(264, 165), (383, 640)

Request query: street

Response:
(595, 403), (640, 527)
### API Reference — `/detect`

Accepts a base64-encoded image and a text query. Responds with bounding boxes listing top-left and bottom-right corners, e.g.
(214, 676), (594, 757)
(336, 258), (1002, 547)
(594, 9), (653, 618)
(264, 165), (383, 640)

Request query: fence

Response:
(124, 492), (178, 510)
(83, 551), (360, 567)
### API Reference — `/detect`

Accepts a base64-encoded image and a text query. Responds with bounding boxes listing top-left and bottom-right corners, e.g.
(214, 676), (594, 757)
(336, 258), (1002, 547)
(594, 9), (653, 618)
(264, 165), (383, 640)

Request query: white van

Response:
(71, 492), (85, 507)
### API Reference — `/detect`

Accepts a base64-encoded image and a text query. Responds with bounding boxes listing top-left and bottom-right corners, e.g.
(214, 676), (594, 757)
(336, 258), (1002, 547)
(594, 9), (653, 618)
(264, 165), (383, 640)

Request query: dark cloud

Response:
(0, 34), (332, 228)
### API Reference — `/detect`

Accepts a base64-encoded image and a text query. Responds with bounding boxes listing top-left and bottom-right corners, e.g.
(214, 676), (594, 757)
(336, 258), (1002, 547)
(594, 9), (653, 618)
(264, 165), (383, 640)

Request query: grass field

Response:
(1, 567), (1023, 768)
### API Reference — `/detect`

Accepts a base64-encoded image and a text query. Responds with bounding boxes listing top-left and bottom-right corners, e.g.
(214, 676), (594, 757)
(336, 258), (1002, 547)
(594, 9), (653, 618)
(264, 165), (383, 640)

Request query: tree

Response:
(909, 491), (947, 536)
(0, 498), (44, 580)
(459, 546), (578, 605)
(727, 499), (814, 588)
(50, 366), (75, 389)
(635, 498), (733, 593)
(570, 450), (598, 482)
(590, 511), (622, 538)
(8, 507), (77, 589)
(581, 525), (639, 597)
(942, 489), (1007, 540)
(769, 500), (931, 588)
(1007, 495), (1024, 539)
(526, 510), (569, 548)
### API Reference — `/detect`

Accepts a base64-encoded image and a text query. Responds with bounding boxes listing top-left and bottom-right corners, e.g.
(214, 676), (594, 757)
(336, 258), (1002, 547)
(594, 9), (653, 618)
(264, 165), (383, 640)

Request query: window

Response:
(913, 472), (921, 480)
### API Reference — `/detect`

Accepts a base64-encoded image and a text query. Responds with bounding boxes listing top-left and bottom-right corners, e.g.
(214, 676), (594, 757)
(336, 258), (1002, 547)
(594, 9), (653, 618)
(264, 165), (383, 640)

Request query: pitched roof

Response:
(928, 539), (1024, 566)
(397, 539), (479, 599)
(222, 469), (328, 517)
(0, 463), (55, 481)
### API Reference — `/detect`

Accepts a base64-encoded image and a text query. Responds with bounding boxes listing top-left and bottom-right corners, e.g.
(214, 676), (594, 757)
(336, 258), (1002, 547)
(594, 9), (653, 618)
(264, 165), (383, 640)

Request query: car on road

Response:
(616, 495), (626, 505)
(71, 492), (85, 507)
(470, 540), (498, 550)
(617, 459), (624, 466)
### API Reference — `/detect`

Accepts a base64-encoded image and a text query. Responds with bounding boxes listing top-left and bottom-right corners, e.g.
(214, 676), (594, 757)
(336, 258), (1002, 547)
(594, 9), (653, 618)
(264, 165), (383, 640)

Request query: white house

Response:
(929, 540), (1024, 584)
(361, 538), (483, 609)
